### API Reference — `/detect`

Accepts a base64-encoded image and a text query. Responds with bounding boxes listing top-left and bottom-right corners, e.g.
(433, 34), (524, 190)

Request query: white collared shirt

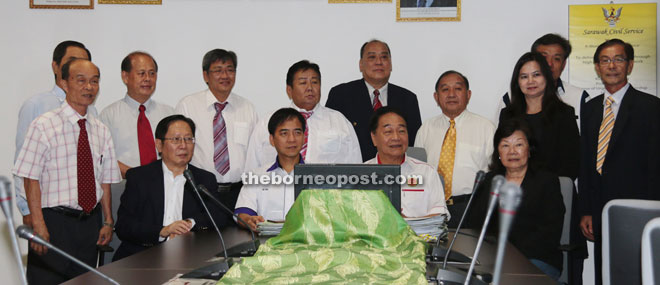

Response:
(365, 154), (448, 218)
(13, 102), (121, 210)
(244, 103), (362, 172)
(234, 160), (296, 222)
(99, 94), (174, 168)
(175, 89), (258, 183)
(602, 82), (630, 119)
(161, 162), (187, 226)
(414, 110), (494, 196)
(365, 81), (389, 107)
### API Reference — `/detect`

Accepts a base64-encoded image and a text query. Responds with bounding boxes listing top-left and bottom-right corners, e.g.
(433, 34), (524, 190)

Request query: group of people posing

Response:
(12, 34), (659, 285)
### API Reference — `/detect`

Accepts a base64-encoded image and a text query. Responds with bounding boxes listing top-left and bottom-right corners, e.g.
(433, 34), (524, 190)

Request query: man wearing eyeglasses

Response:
(113, 115), (228, 261)
(176, 49), (258, 211)
(578, 38), (660, 285)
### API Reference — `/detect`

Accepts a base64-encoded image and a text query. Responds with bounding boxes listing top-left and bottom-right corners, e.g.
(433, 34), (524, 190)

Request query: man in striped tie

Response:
(578, 38), (660, 285)
(176, 49), (259, 210)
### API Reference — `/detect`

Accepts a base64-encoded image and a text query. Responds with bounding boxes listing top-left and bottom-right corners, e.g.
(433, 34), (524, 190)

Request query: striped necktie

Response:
(213, 102), (230, 175)
(596, 96), (615, 174)
(300, 111), (313, 160)
(438, 119), (456, 200)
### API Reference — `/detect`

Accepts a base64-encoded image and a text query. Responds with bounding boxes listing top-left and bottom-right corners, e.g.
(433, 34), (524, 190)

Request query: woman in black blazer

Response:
(499, 52), (579, 180)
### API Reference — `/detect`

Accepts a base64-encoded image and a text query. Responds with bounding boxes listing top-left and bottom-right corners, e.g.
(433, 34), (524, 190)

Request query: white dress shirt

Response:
(161, 162), (186, 226)
(365, 81), (389, 107)
(175, 89), (258, 183)
(602, 82), (629, 119)
(234, 158), (297, 222)
(14, 85), (98, 215)
(415, 110), (494, 197)
(244, 102), (362, 172)
(365, 154), (448, 218)
(99, 95), (175, 168)
(13, 102), (121, 210)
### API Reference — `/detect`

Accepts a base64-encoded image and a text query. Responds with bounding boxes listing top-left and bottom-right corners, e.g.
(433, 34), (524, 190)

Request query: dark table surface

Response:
(64, 227), (554, 285)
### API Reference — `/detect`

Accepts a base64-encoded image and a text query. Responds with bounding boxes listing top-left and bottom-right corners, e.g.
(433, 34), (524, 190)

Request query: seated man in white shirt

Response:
(365, 107), (448, 218)
(235, 108), (305, 230)
(244, 60), (361, 172)
(113, 115), (227, 261)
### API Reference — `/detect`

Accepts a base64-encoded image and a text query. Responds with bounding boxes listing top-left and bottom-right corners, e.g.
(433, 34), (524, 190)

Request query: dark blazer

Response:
(467, 170), (565, 270)
(326, 79), (422, 161)
(578, 86), (660, 232)
(113, 160), (229, 261)
(499, 103), (579, 180)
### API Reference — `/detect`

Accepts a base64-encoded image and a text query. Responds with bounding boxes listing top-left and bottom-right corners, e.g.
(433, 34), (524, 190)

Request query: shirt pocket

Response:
(232, 122), (250, 146)
(456, 143), (485, 169)
(318, 131), (342, 154)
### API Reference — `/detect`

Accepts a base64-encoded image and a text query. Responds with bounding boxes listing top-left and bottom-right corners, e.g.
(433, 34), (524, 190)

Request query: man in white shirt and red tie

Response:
(99, 51), (174, 262)
(414, 71), (494, 227)
(176, 49), (258, 210)
(365, 106), (447, 218)
(244, 60), (362, 172)
(13, 59), (121, 284)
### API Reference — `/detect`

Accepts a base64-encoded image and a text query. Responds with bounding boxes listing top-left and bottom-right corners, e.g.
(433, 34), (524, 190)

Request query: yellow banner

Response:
(569, 3), (656, 96)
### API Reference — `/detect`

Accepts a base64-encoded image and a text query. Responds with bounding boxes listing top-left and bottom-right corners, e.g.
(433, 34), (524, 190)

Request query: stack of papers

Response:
(257, 221), (284, 236)
(405, 215), (448, 242)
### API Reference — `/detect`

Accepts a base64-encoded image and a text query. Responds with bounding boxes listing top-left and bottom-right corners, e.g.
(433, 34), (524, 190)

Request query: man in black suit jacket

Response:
(578, 39), (660, 285)
(113, 115), (228, 261)
(326, 39), (422, 161)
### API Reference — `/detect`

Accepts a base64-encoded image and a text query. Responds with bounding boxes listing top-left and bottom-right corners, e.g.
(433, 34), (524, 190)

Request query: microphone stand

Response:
(0, 177), (27, 285)
(16, 225), (118, 285)
(492, 183), (522, 285)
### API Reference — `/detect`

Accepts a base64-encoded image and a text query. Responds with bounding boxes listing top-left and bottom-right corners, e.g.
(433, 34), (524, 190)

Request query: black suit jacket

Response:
(578, 86), (660, 233)
(326, 79), (422, 161)
(113, 160), (229, 261)
(499, 103), (580, 180)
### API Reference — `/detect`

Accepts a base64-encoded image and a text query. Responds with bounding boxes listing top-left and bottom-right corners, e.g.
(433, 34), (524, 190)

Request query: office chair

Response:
(641, 217), (660, 285)
(602, 199), (660, 285)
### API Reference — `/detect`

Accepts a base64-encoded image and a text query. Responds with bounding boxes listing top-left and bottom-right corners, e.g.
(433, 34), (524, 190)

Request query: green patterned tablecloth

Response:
(219, 189), (428, 284)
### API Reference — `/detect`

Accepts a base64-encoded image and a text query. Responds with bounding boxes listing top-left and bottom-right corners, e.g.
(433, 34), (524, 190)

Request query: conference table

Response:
(64, 227), (554, 284)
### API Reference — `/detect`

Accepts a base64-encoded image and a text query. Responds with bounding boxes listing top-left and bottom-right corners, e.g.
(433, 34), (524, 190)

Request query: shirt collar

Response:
(364, 80), (389, 96)
(52, 85), (66, 103)
(556, 79), (565, 94)
(376, 153), (406, 165)
(441, 109), (466, 123)
(62, 101), (89, 125)
(290, 102), (321, 117)
(267, 155), (305, 172)
(205, 89), (234, 110)
(122, 94), (154, 113)
(161, 161), (188, 179)
(603, 82), (630, 106)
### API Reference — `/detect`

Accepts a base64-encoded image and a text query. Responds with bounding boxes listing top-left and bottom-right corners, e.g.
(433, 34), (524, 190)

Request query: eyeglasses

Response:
(598, 57), (628, 66)
(162, 137), (196, 145)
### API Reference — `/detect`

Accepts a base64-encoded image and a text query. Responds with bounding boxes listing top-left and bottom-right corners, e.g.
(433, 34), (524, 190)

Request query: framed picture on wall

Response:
(329, 0), (391, 2)
(397, 0), (460, 21)
(99, 0), (161, 4)
(30, 0), (93, 9)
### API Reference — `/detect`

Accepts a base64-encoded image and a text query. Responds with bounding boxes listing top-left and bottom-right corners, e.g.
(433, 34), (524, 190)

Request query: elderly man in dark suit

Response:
(326, 39), (422, 161)
(578, 38), (660, 285)
(113, 115), (228, 261)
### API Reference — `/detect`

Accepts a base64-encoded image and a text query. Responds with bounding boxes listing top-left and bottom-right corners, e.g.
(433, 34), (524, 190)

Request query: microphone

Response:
(0, 177), (27, 285)
(183, 170), (259, 257)
(434, 170), (485, 268)
(182, 170), (231, 262)
(464, 174), (505, 285)
(16, 225), (119, 285)
(492, 182), (522, 285)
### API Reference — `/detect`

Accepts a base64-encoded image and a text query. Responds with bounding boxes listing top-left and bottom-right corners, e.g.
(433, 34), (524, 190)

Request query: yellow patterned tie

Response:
(438, 119), (456, 200)
(596, 96), (615, 174)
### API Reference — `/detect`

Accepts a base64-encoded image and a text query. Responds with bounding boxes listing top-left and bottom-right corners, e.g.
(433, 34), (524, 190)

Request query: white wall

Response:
(0, 0), (657, 283)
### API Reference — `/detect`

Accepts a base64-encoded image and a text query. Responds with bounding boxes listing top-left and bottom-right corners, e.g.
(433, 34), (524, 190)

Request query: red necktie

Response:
(373, 89), (382, 111)
(137, 105), (157, 165)
(77, 119), (96, 213)
(300, 111), (313, 160)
